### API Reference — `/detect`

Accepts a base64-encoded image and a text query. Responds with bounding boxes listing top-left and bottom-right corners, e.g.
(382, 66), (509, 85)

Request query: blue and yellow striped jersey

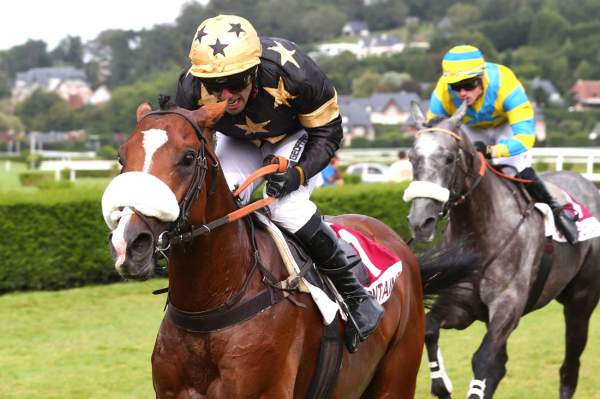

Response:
(427, 62), (535, 158)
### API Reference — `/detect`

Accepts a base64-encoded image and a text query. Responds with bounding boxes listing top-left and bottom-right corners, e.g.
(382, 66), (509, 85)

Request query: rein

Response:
(137, 110), (293, 333)
(417, 127), (538, 281)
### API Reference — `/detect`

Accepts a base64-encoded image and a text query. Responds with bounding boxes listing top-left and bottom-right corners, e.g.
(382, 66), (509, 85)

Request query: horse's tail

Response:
(417, 241), (478, 297)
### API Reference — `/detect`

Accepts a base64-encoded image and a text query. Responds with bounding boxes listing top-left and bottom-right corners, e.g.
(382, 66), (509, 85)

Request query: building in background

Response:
(11, 67), (110, 108)
(570, 79), (600, 111)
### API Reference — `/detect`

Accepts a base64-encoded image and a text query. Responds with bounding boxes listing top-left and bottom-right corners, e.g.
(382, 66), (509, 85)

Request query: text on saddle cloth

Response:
(536, 189), (600, 243)
(329, 223), (403, 304)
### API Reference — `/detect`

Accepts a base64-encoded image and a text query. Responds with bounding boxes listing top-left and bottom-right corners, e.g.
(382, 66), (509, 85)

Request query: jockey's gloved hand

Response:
(266, 166), (303, 198)
(474, 141), (492, 159)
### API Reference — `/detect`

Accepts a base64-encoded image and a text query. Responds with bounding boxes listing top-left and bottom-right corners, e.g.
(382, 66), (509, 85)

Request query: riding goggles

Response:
(449, 77), (481, 92)
(200, 69), (255, 94)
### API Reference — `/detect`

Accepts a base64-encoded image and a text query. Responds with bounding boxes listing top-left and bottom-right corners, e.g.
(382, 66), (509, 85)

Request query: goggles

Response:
(449, 77), (481, 92)
(200, 69), (255, 94)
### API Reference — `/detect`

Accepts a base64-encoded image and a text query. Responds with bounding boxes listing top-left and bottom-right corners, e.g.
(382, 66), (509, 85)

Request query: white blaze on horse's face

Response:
(414, 134), (440, 159)
(142, 129), (168, 173)
(111, 207), (134, 270)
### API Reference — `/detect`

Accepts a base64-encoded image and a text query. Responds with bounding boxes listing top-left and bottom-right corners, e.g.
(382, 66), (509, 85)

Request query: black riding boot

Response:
(295, 213), (384, 353)
(518, 167), (578, 244)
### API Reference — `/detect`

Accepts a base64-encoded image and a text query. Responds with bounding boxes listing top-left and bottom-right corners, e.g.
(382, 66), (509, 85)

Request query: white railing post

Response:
(556, 155), (564, 171)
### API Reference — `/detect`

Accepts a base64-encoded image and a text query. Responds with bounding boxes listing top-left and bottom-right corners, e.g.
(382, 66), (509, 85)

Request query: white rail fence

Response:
(39, 160), (118, 181)
(337, 147), (600, 183)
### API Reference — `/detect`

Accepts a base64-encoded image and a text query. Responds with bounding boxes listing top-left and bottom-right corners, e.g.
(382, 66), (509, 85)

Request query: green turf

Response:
(0, 280), (598, 398)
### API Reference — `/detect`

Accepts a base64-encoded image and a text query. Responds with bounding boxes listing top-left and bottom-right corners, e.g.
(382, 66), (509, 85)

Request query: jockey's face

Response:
(208, 81), (252, 115)
(451, 77), (483, 106)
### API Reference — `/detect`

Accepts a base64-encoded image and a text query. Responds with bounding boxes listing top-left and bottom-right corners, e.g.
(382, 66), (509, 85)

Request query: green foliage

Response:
(97, 145), (118, 160)
(15, 89), (81, 132)
(87, 66), (181, 138)
(352, 70), (383, 97)
(0, 111), (24, 132)
(0, 201), (118, 293)
(0, 183), (412, 292)
(314, 182), (412, 240)
(18, 171), (54, 187)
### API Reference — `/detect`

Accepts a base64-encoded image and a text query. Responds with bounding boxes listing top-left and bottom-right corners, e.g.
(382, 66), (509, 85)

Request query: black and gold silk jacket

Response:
(175, 36), (343, 181)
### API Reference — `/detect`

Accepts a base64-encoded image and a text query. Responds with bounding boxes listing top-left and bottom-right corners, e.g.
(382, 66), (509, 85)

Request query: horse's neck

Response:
(450, 171), (523, 239)
(168, 178), (256, 311)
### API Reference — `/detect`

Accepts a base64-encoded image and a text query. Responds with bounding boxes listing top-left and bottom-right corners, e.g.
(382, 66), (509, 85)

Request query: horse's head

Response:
(101, 99), (227, 279)
(404, 101), (479, 242)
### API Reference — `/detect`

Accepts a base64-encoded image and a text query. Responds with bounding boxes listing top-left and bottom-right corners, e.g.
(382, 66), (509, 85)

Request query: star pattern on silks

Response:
(264, 77), (297, 108)
(195, 26), (208, 44)
(235, 116), (271, 135)
(228, 23), (244, 37)
(209, 38), (228, 56)
(267, 41), (300, 68)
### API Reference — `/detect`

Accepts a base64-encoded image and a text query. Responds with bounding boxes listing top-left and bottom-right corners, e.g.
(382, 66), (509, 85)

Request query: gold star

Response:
(264, 77), (297, 107)
(235, 116), (271, 135)
(268, 41), (300, 68)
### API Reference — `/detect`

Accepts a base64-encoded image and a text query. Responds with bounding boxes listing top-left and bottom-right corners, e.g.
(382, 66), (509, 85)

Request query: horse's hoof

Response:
(431, 378), (452, 399)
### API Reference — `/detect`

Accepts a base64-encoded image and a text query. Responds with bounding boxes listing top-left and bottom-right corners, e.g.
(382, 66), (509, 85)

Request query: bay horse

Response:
(101, 99), (475, 398)
(404, 101), (600, 399)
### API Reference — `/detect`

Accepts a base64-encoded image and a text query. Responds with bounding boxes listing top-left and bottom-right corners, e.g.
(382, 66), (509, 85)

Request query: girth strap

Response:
(305, 314), (344, 399)
(524, 238), (554, 314)
(166, 288), (284, 333)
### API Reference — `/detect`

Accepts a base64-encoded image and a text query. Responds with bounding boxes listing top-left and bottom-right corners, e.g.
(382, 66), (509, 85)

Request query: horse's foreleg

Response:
(559, 290), (599, 399)
(467, 304), (518, 399)
(425, 313), (453, 399)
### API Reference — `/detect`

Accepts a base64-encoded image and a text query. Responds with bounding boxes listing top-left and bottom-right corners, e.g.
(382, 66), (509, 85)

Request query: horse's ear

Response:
(194, 101), (228, 129)
(410, 101), (426, 129)
(447, 100), (467, 130)
(136, 103), (152, 122)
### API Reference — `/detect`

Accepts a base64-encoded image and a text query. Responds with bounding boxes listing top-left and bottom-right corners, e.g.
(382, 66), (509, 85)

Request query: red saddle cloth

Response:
(330, 224), (403, 304)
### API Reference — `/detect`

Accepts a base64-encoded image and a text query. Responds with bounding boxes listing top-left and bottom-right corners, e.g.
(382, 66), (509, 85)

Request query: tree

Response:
(352, 70), (382, 98)
(0, 112), (24, 133)
(529, 9), (569, 47)
(447, 3), (482, 27)
(51, 36), (84, 67)
(15, 90), (80, 132)
(0, 71), (11, 98)
(1, 40), (51, 79)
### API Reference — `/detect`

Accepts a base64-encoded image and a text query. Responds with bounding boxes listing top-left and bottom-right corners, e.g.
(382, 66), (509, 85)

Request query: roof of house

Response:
(15, 67), (87, 86)
(339, 91), (425, 126)
(529, 77), (561, 97)
(571, 79), (600, 99)
(359, 34), (403, 47)
(343, 21), (369, 33)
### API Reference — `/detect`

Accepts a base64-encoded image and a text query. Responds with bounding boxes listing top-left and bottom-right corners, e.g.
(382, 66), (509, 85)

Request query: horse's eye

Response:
(117, 155), (124, 166)
(446, 154), (455, 164)
(181, 151), (196, 166)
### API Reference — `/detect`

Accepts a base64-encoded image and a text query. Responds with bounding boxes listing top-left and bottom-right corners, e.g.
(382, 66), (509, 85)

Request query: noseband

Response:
(137, 109), (219, 253)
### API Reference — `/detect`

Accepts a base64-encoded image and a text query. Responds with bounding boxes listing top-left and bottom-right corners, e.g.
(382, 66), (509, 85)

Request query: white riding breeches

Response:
(462, 124), (531, 175)
(215, 130), (319, 233)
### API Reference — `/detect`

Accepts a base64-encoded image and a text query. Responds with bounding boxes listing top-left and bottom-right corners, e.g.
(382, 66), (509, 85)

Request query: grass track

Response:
(1, 279), (598, 398)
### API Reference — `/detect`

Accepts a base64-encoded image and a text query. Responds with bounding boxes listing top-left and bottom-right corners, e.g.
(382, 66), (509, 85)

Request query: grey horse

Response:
(404, 101), (600, 399)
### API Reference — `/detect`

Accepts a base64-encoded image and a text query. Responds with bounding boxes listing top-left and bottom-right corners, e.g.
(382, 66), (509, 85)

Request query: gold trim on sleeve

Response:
(298, 92), (340, 128)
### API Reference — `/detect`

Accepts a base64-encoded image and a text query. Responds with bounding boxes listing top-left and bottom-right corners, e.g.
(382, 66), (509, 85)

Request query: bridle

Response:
(135, 109), (219, 254)
(415, 127), (486, 217)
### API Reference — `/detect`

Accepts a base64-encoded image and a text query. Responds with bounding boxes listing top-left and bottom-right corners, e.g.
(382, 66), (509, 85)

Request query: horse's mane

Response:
(158, 94), (177, 110)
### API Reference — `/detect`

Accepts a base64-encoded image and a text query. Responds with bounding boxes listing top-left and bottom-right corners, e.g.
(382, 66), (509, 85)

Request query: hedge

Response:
(0, 182), (412, 293)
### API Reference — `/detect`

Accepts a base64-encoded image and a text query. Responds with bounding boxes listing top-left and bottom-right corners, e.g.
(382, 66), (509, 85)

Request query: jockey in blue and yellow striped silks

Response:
(427, 45), (535, 159)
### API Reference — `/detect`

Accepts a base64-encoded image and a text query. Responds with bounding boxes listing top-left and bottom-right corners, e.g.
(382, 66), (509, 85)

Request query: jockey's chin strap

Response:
(156, 156), (288, 250)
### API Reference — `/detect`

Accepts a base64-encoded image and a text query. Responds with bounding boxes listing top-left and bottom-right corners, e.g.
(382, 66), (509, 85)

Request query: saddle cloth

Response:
(253, 213), (402, 324)
(535, 190), (600, 243)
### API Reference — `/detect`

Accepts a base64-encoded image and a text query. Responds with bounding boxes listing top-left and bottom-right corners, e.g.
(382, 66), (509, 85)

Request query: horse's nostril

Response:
(421, 217), (437, 231)
(130, 233), (153, 255)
